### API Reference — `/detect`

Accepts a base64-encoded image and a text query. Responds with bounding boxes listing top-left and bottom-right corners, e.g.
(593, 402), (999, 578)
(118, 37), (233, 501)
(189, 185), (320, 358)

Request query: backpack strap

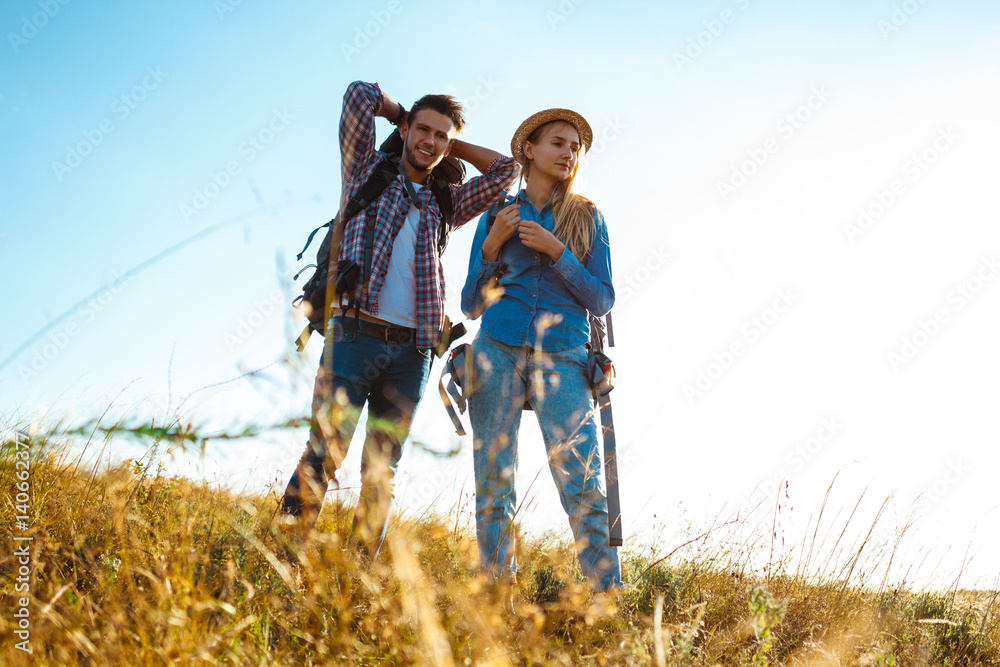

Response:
(430, 180), (454, 255)
(434, 316), (466, 359)
(353, 201), (379, 321)
(387, 153), (422, 209)
(344, 155), (399, 220)
(482, 190), (511, 271)
(438, 343), (474, 435)
(587, 315), (615, 396)
(586, 312), (621, 546)
(296, 217), (334, 262)
(338, 158), (397, 319)
(598, 386), (622, 546)
(484, 191), (509, 234)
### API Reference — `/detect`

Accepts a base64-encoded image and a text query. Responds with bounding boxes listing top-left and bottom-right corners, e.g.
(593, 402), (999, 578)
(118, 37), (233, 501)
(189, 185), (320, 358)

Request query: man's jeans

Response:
(468, 330), (623, 591)
(281, 317), (432, 558)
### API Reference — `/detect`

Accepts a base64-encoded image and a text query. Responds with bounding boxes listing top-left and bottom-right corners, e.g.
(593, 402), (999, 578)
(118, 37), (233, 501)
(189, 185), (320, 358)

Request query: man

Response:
(280, 80), (517, 558)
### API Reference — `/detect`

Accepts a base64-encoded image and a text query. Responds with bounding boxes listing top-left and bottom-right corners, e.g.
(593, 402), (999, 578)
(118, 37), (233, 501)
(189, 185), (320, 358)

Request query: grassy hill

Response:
(1, 426), (998, 666)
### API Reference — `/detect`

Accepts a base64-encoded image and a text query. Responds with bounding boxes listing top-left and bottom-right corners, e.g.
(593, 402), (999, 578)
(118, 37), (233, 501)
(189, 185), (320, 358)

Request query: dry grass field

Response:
(2, 425), (998, 666)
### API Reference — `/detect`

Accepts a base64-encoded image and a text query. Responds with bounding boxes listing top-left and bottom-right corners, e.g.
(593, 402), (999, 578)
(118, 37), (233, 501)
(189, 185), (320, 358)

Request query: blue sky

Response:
(2, 0), (999, 588)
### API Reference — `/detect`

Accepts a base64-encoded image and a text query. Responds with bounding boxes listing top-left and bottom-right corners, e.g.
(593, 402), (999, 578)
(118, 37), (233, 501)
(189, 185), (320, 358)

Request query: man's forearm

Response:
(449, 139), (504, 175)
(376, 90), (405, 122)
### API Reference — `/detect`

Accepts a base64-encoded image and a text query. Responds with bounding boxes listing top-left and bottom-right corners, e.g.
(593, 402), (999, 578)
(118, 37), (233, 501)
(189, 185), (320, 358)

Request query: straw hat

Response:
(510, 108), (593, 165)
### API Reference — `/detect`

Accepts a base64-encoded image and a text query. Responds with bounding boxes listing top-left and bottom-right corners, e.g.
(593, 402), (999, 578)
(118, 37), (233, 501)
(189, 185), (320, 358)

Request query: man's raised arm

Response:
(340, 81), (400, 187)
(448, 139), (503, 176)
(448, 140), (519, 226)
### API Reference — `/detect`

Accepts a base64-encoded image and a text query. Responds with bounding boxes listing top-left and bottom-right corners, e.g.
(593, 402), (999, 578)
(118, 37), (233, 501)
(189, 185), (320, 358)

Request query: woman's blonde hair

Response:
(522, 120), (595, 260)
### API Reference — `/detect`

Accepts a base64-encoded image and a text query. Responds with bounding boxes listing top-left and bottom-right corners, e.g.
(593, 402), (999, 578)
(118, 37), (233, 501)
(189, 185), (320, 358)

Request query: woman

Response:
(460, 109), (622, 592)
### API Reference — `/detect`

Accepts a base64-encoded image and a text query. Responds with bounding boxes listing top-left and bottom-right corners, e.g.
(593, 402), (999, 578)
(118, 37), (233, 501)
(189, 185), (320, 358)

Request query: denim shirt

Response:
(461, 191), (614, 351)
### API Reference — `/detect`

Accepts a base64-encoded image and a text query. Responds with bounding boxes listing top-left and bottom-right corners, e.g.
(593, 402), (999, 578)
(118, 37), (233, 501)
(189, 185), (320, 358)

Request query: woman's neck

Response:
(524, 174), (558, 211)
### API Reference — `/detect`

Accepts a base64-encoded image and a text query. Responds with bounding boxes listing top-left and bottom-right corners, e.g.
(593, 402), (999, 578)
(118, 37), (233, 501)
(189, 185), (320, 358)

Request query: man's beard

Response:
(403, 142), (436, 174)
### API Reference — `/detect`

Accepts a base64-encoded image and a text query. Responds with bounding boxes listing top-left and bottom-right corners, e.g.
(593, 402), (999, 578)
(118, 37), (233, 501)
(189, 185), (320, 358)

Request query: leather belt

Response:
(334, 314), (415, 344)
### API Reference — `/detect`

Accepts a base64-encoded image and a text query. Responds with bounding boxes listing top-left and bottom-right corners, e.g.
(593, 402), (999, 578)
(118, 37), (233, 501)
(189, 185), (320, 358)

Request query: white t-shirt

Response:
(364, 180), (422, 327)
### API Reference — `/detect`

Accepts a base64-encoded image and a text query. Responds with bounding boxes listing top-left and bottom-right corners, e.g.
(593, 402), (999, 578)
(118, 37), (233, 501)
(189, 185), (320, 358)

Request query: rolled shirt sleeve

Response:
(339, 80), (383, 191)
(451, 156), (519, 228)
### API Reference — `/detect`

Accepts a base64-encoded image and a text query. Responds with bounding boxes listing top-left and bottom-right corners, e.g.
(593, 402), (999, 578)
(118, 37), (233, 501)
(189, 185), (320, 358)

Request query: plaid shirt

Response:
(338, 80), (518, 349)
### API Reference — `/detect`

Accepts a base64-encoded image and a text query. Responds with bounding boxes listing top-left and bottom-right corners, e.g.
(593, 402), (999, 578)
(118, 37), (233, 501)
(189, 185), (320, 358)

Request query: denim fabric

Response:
(460, 191), (614, 351)
(281, 316), (432, 558)
(468, 329), (622, 591)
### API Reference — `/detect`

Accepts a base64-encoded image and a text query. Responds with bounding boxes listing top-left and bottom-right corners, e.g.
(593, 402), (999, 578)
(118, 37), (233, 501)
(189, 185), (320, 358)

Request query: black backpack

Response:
(292, 131), (465, 349)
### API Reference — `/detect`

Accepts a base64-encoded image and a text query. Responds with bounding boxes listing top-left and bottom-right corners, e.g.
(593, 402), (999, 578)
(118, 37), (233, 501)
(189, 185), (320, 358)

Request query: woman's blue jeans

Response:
(468, 329), (622, 591)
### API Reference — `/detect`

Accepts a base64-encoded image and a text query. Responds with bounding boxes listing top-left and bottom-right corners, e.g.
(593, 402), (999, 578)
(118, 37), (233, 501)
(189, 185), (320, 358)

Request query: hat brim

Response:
(510, 108), (593, 165)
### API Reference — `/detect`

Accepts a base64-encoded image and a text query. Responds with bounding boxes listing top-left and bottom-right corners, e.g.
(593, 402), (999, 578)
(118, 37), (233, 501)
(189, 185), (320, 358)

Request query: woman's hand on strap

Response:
(482, 204), (521, 261)
(517, 220), (566, 262)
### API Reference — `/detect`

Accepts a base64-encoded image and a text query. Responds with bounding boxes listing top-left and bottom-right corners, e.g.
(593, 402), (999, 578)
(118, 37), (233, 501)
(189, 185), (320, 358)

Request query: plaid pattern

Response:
(338, 81), (518, 348)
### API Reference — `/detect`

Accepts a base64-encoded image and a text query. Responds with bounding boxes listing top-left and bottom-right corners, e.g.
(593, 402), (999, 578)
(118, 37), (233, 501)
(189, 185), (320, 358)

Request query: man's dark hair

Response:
(409, 94), (466, 134)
